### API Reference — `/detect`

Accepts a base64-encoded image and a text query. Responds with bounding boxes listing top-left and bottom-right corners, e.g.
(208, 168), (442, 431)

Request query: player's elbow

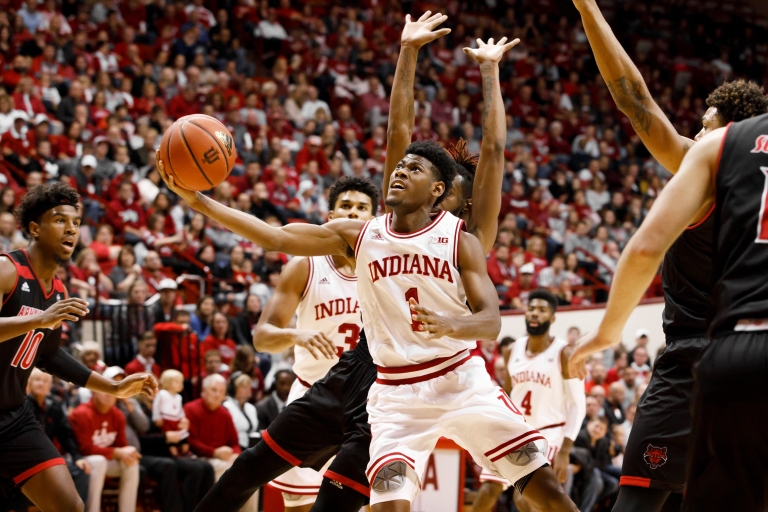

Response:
(626, 235), (665, 261)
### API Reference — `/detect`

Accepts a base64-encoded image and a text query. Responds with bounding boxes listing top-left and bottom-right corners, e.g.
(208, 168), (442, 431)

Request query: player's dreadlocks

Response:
(328, 176), (380, 214)
(706, 79), (768, 124)
(16, 183), (80, 236)
(403, 140), (458, 206)
(447, 138), (478, 201)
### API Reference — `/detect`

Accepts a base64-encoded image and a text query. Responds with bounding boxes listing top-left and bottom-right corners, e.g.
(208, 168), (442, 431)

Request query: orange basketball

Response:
(159, 114), (237, 191)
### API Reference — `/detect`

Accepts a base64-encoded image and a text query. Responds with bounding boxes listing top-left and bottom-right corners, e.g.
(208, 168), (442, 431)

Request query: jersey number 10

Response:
(11, 331), (44, 370)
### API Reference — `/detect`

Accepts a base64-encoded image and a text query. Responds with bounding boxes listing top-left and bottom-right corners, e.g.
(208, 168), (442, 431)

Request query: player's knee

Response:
(61, 494), (84, 512)
(370, 460), (420, 504)
(480, 481), (504, 500)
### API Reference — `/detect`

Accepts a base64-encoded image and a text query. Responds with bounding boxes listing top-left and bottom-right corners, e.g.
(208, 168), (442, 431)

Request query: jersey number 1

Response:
(11, 331), (44, 370)
(405, 287), (423, 332)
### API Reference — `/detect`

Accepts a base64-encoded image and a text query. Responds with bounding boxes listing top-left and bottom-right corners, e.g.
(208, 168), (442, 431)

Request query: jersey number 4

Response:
(11, 331), (44, 370)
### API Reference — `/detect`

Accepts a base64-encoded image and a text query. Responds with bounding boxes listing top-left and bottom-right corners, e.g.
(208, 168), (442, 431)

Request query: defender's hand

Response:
(553, 449), (570, 483)
(410, 299), (452, 339)
(401, 11), (451, 49)
(568, 331), (612, 380)
(155, 150), (202, 208)
(114, 373), (158, 399)
(296, 331), (337, 360)
(463, 37), (520, 64)
(39, 298), (90, 329)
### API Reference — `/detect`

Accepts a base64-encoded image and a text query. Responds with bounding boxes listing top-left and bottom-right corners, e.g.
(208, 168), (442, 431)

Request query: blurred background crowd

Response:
(0, 0), (766, 509)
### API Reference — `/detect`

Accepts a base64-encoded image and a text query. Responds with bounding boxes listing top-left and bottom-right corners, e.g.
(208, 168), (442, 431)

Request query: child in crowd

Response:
(153, 369), (190, 457)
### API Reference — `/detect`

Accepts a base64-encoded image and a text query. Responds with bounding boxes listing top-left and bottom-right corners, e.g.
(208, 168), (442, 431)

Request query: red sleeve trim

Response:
(353, 220), (371, 258)
(13, 458), (66, 484)
(300, 257), (313, 299)
(686, 202), (716, 230)
(1, 252), (19, 306)
(452, 219), (465, 269)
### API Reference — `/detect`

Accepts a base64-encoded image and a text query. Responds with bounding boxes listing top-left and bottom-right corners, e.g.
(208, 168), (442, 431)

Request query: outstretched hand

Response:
(463, 37), (520, 65)
(155, 149), (201, 207)
(114, 373), (158, 399)
(401, 11), (451, 49)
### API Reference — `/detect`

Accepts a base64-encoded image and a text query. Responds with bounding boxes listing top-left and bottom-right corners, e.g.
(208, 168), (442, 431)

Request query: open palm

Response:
(401, 11), (451, 49)
(463, 37), (521, 64)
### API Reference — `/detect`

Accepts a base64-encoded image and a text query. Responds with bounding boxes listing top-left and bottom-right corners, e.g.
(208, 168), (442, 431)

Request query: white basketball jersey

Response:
(507, 336), (568, 430)
(355, 211), (471, 367)
(293, 255), (361, 384)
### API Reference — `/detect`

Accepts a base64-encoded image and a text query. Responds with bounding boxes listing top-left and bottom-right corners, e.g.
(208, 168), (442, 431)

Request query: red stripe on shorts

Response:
(490, 435), (546, 462)
(262, 430), (302, 466)
(620, 476), (652, 488)
(13, 457), (66, 484)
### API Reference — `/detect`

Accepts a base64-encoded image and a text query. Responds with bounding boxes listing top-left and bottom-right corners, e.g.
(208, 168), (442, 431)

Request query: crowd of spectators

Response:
(1, 0), (767, 509)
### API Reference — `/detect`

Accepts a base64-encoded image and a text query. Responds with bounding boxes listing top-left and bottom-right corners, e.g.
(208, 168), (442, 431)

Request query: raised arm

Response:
(382, 12), (451, 210)
(410, 231), (501, 341)
(463, 37), (520, 252)
(253, 257), (336, 359)
(574, 0), (692, 173)
(156, 154), (360, 257)
(568, 128), (723, 378)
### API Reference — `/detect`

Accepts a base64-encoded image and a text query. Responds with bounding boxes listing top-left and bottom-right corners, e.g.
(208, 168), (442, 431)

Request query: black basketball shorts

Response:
(262, 347), (376, 498)
(621, 336), (709, 493)
(683, 330), (768, 512)
(0, 401), (65, 496)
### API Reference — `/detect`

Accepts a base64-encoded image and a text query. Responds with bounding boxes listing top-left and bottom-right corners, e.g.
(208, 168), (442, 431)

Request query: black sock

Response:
(194, 440), (294, 512)
(309, 476), (369, 512)
(612, 486), (672, 512)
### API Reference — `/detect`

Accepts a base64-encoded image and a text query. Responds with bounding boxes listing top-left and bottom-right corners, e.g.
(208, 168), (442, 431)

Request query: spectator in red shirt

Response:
(509, 85), (539, 129)
(332, 104), (363, 142)
(141, 250), (171, 294)
(125, 331), (162, 378)
(200, 312), (238, 368)
(105, 181), (146, 244)
(504, 263), (537, 310)
(294, 135), (330, 176)
(487, 244), (515, 295)
(430, 87), (454, 125)
(470, 339), (501, 385)
(168, 85), (201, 120)
(69, 367), (141, 512)
(266, 168), (295, 208)
(605, 350), (627, 386)
(154, 309), (202, 380)
(185, 374), (259, 509)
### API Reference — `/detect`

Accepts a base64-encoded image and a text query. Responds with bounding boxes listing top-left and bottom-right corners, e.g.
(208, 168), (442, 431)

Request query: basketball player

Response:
(472, 289), (585, 512)
(571, 1), (768, 510)
(0, 183), (157, 512)
(570, 112), (768, 511)
(181, 15), (523, 512)
(252, 176), (378, 512)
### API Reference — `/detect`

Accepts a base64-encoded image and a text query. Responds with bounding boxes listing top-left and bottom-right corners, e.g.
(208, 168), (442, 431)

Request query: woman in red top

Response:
(90, 90), (111, 128)
(145, 191), (177, 236)
(69, 247), (115, 301)
(200, 312), (237, 368)
(89, 224), (122, 274)
(57, 121), (82, 159)
(183, 212), (209, 258)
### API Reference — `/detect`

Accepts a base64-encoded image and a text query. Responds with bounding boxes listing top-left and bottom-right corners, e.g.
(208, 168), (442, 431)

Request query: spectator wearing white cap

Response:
(503, 262), (537, 310)
(628, 329), (650, 365)
(150, 278), (179, 324)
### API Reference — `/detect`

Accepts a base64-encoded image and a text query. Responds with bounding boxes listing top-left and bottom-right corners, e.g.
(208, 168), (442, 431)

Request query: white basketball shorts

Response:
(366, 356), (548, 505)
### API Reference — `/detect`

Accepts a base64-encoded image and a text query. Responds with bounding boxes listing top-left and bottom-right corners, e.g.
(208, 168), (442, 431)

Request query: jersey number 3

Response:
(337, 323), (360, 357)
(11, 331), (44, 370)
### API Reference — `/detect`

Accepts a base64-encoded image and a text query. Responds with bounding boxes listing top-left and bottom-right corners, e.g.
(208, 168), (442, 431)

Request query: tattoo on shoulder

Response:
(607, 76), (652, 136)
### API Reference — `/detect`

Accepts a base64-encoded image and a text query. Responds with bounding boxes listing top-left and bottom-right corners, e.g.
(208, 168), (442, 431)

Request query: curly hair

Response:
(706, 80), (768, 124)
(403, 140), (458, 206)
(447, 138), (477, 201)
(16, 183), (80, 236)
(528, 288), (559, 313)
(327, 176), (380, 214)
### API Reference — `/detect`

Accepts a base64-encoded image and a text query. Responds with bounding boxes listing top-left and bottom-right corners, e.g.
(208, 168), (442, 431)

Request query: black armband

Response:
(38, 347), (93, 388)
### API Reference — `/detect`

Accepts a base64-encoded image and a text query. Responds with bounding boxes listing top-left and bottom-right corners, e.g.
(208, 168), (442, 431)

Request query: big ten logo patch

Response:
(429, 236), (449, 245)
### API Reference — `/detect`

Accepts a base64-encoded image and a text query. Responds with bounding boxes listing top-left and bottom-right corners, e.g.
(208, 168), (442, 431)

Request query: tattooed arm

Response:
(383, 12), (451, 211)
(574, 0), (693, 173)
(462, 38), (519, 253)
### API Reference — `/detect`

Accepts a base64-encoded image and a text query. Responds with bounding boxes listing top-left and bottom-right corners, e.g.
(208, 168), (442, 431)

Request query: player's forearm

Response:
(449, 309), (501, 342)
(560, 437), (574, 455)
(383, 44), (420, 206)
(472, 62), (505, 253)
(85, 371), (120, 394)
(0, 316), (51, 343)
(253, 323), (306, 354)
